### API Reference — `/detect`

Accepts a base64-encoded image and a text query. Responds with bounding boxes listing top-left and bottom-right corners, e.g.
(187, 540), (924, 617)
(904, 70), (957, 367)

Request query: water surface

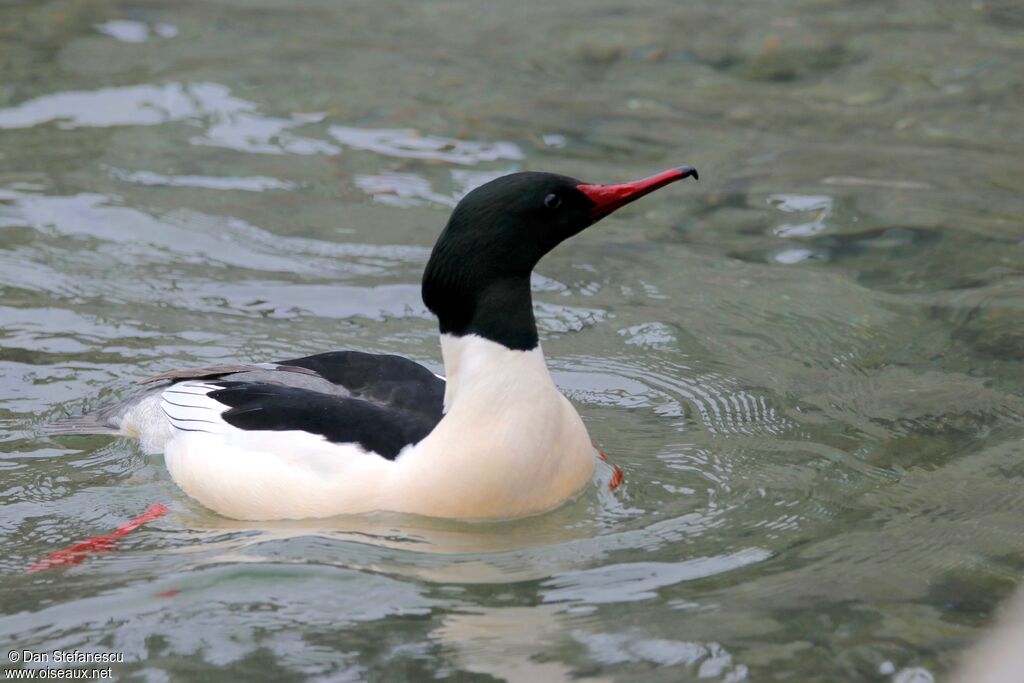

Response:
(1, 0), (1022, 680)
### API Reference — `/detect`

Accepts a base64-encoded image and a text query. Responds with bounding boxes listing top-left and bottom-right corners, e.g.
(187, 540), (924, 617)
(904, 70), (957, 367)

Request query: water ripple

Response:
(106, 167), (295, 192)
(541, 549), (770, 605)
(94, 19), (178, 43)
(331, 126), (523, 165)
(561, 355), (791, 436)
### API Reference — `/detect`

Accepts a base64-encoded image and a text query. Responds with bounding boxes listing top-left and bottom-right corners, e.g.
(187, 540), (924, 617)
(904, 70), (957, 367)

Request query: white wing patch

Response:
(160, 381), (232, 435)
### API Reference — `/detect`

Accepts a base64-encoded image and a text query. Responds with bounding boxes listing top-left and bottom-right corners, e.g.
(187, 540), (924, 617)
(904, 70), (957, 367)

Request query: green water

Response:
(1, 0), (1022, 680)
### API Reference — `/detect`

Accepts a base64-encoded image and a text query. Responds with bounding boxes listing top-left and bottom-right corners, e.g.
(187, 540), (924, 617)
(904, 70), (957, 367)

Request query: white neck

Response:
(439, 333), (555, 412)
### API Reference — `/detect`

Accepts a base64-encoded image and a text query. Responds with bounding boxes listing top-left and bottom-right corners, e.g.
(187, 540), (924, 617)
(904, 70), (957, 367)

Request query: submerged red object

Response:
(27, 503), (169, 573)
(595, 445), (625, 492)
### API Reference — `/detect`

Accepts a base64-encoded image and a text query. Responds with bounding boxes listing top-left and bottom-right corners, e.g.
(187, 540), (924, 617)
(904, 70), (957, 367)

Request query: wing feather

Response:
(140, 363), (317, 385)
(161, 379), (440, 460)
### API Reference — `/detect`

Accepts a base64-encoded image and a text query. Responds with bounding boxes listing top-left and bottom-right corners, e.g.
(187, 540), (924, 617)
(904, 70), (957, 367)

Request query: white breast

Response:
(384, 334), (597, 518)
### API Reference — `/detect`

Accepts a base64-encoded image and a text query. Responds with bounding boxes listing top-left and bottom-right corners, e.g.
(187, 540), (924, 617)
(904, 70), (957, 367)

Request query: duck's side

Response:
(146, 335), (594, 520)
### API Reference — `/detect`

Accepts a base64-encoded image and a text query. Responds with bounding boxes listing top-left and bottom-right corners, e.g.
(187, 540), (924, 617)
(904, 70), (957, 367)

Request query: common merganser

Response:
(48, 166), (698, 520)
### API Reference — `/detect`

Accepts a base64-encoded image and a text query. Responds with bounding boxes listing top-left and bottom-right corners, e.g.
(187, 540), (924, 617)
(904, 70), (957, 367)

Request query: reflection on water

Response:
(106, 167), (296, 192)
(1, 0), (1022, 680)
(330, 126), (523, 165)
(541, 550), (771, 605)
(94, 19), (178, 43)
(355, 169), (508, 207)
(0, 82), (235, 130)
(768, 193), (833, 238)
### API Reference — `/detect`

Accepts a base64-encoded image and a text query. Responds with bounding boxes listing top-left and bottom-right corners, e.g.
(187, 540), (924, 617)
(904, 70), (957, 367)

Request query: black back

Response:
(160, 351), (446, 460)
(209, 381), (439, 459)
(279, 350), (444, 417)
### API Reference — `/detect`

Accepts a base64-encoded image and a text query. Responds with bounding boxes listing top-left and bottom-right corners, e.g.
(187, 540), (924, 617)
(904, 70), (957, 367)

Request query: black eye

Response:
(543, 193), (562, 209)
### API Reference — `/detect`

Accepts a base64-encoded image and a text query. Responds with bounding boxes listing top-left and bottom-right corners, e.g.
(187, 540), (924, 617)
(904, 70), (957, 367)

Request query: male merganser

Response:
(48, 166), (698, 520)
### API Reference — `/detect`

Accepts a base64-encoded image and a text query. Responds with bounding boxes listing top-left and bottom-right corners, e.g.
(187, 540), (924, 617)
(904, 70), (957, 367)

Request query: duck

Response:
(48, 166), (698, 521)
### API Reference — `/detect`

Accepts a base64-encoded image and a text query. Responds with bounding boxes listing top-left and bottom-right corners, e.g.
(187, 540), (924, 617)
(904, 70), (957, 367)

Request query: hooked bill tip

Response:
(676, 165), (699, 181)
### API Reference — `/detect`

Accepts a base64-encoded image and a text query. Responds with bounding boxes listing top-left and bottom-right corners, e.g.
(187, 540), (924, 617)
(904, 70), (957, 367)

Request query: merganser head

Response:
(422, 166), (698, 351)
